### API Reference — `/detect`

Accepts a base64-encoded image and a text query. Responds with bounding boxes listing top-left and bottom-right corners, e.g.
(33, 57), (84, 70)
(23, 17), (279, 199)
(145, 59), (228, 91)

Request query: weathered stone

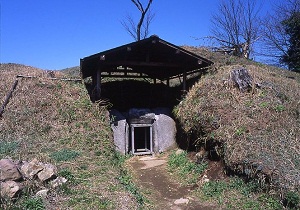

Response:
(175, 149), (184, 155)
(20, 158), (44, 179)
(110, 109), (130, 155)
(174, 198), (189, 205)
(37, 163), (57, 182)
(0, 181), (22, 198)
(128, 108), (153, 119)
(128, 108), (155, 124)
(36, 189), (49, 198)
(199, 174), (210, 185)
(0, 159), (22, 181)
(152, 108), (177, 153)
(50, 176), (67, 188)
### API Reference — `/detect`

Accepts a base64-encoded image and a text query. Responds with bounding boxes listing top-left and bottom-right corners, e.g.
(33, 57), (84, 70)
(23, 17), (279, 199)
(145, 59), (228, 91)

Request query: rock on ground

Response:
(0, 159), (22, 181)
(0, 181), (22, 198)
(37, 163), (57, 182)
(20, 158), (44, 179)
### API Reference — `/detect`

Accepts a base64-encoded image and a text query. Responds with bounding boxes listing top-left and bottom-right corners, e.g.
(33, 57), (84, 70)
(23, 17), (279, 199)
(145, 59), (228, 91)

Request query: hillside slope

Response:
(175, 49), (300, 199)
(60, 66), (81, 78)
(0, 63), (138, 209)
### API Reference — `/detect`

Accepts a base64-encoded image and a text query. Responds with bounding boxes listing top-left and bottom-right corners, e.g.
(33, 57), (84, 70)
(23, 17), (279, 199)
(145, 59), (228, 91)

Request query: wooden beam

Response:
(102, 69), (141, 74)
(101, 74), (147, 78)
(168, 67), (207, 80)
(103, 61), (181, 68)
(48, 78), (82, 82)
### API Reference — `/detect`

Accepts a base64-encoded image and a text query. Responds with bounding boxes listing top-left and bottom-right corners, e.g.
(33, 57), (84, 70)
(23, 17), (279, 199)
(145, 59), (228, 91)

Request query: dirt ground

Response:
(127, 154), (222, 210)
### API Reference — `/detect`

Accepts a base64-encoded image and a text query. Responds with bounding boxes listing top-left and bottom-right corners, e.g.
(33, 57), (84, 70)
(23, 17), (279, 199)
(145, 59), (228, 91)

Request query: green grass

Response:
(201, 180), (227, 198)
(58, 168), (76, 184)
(118, 171), (146, 207)
(196, 177), (283, 210)
(168, 150), (207, 184)
(259, 101), (269, 108)
(284, 191), (300, 209)
(274, 104), (285, 112)
(235, 127), (246, 136)
(0, 141), (19, 158)
(114, 152), (147, 208)
(1, 196), (46, 210)
(166, 151), (283, 209)
(22, 197), (45, 210)
(50, 148), (80, 162)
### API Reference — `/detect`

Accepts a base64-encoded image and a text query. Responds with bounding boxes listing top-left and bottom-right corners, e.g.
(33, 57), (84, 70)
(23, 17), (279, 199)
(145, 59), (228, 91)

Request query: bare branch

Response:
(131, 0), (143, 12)
(142, 9), (155, 39)
(122, 0), (154, 41)
(210, 0), (261, 58)
(121, 14), (138, 40)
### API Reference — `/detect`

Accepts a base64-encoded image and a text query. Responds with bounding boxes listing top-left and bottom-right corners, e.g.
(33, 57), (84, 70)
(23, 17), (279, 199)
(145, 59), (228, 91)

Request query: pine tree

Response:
(281, 12), (300, 72)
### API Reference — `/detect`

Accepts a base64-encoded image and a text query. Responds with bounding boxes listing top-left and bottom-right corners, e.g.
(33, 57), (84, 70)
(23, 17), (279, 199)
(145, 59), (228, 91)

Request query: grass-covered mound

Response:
(174, 50), (300, 201)
(0, 63), (139, 209)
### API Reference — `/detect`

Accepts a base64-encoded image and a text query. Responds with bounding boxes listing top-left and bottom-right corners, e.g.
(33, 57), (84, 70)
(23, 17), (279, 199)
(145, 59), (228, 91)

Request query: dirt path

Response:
(127, 155), (216, 210)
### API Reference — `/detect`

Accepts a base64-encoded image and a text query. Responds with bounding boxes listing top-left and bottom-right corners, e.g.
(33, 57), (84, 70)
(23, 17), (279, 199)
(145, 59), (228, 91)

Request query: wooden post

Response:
(153, 78), (156, 84)
(167, 78), (170, 87)
(183, 70), (187, 93)
(95, 69), (101, 99)
(80, 59), (83, 78)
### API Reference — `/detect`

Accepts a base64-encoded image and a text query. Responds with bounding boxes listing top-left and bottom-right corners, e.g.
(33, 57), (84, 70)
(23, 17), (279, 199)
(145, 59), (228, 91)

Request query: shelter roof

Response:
(80, 35), (213, 80)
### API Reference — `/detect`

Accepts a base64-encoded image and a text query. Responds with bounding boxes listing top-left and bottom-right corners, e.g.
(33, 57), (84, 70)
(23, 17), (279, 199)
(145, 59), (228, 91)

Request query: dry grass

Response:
(0, 63), (138, 209)
(174, 49), (300, 200)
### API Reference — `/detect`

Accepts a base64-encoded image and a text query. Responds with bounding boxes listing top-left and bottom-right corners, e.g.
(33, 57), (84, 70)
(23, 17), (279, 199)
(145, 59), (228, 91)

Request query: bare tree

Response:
(122, 0), (154, 41)
(210, 0), (261, 59)
(260, 0), (300, 69)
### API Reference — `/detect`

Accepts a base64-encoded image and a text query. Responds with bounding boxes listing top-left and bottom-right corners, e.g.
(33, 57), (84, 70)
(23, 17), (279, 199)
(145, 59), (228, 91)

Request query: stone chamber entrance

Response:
(92, 79), (183, 155)
(80, 36), (213, 155)
(99, 78), (205, 155)
(110, 106), (177, 155)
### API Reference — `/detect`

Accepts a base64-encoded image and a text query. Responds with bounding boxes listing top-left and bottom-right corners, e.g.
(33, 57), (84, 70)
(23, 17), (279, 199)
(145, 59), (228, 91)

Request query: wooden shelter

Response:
(80, 35), (213, 99)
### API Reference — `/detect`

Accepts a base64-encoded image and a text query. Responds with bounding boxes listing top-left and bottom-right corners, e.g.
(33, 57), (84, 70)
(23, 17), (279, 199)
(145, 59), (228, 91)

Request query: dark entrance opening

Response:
(100, 80), (178, 111)
(130, 123), (153, 155)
